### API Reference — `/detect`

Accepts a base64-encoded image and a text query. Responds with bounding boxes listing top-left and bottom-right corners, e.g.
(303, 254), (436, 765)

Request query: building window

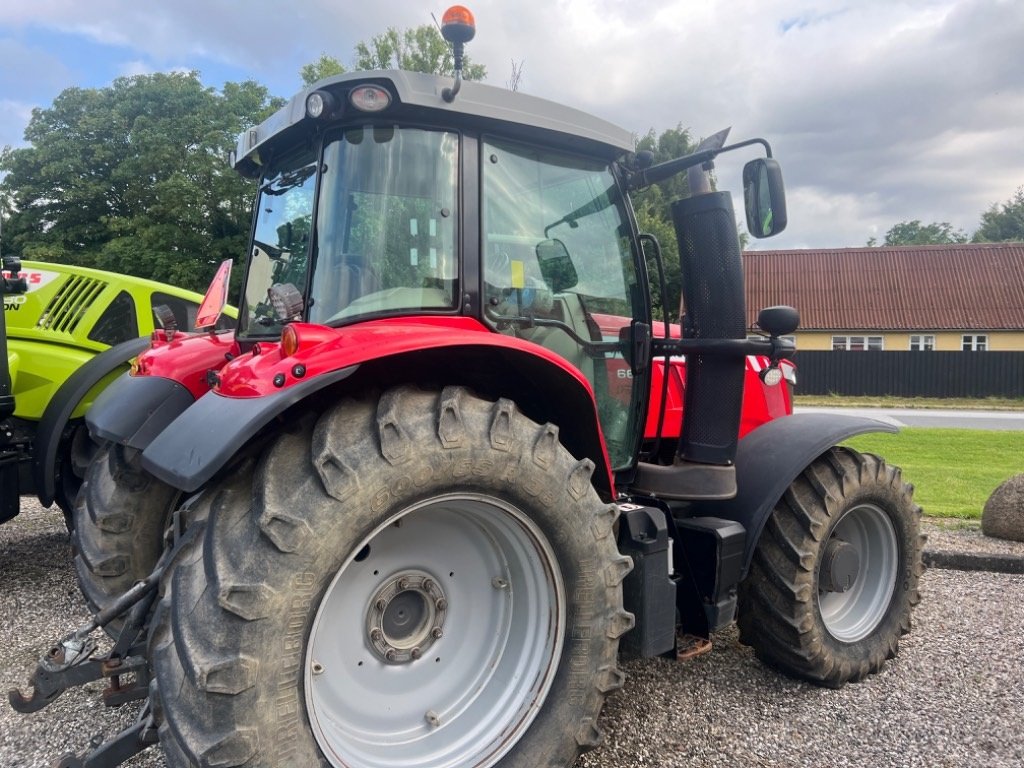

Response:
(962, 334), (987, 351)
(832, 335), (884, 351)
(748, 335), (796, 345)
(909, 334), (935, 351)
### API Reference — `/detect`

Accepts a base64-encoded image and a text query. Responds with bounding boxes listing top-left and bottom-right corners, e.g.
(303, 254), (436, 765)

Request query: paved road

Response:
(795, 406), (1024, 431)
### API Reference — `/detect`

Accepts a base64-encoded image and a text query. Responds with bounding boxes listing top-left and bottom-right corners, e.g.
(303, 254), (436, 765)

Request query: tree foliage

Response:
(973, 187), (1024, 243)
(300, 54), (347, 87)
(354, 25), (486, 79)
(869, 219), (967, 246)
(302, 23), (487, 88)
(0, 72), (282, 292)
(632, 126), (696, 320)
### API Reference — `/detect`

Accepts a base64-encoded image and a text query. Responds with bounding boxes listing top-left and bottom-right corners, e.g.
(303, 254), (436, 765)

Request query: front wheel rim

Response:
(306, 493), (565, 768)
(817, 502), (899, 642)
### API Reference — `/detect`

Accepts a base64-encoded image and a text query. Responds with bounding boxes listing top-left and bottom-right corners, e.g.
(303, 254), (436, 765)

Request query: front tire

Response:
(737, 447), (924, 688)
(150, 386), (633, 767)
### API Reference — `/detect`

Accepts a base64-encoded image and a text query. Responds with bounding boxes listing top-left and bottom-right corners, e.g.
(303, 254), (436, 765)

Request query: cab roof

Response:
(233, 70), (634, 175)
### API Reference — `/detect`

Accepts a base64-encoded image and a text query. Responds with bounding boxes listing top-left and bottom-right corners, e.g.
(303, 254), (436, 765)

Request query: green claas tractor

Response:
(1, 256), (235, 528)
(10, 7), (923, 767)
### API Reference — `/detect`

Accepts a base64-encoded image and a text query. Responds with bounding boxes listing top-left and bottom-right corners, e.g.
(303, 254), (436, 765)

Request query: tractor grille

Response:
(37, 275), (106, 334)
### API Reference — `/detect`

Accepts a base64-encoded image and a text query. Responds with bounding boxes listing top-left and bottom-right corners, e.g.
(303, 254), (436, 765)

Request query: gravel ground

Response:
(2, 501), (1022, 768)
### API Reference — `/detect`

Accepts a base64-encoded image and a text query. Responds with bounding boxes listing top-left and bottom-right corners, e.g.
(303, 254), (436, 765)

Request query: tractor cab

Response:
(233, 101), (647, 466)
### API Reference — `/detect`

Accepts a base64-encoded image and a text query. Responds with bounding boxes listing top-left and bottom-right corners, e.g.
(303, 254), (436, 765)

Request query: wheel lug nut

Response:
(411, 647), (422, 659)
(435, 598), (448, 611)
(398, 578), (410, 590)
(385, 649), (397, 662)
(370, 628), (383, 642)
(375, 598), (387, 611)
(423, 579), (435, 591)
(431, 627), (443, 640)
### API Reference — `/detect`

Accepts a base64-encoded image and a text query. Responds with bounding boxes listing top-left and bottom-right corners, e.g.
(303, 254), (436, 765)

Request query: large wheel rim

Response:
(306, 493), (566, 768)
(817, 502), (899, 642)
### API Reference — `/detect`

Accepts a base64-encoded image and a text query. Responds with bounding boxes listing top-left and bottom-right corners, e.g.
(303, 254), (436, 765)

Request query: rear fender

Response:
(140, 340), (613, 498)
(33, 337), (151, 507)
(689, 412), (898, 577)
(85, 330), (238, 450)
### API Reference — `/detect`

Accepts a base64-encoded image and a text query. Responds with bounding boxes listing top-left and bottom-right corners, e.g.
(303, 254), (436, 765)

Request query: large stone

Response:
(982, 474), (1024, 542)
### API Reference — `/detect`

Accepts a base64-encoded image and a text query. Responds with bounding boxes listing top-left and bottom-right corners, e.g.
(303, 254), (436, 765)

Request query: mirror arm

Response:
(627, 137), (774, 191)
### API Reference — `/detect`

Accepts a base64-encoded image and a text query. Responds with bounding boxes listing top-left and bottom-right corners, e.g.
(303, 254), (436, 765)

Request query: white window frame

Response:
(962, 334), (988, 351)
(832, 335), (884, 351)
(909, 334), (935, 351)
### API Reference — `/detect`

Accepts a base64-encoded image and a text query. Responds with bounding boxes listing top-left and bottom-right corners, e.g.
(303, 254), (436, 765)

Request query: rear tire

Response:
(72, 442), (177, 623)
(55, 422), (99, 531)
(737, 447), (924, 688)
(149, 386), (633, 767)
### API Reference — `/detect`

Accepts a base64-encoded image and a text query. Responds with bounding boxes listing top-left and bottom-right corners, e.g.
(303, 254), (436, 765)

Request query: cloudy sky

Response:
(1, 0), (1022, 250)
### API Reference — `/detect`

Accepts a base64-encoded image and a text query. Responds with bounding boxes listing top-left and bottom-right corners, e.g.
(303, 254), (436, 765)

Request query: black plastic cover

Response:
(618, 504), (677, 658)
(675, 516), (746, 633)
(141, 365), (357, 492)
(86, 373), (194, 450)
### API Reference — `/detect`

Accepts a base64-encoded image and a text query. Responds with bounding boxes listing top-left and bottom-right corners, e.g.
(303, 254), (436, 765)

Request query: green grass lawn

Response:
(843, 428), (1024, 519)
(796, 394), (1024, 411)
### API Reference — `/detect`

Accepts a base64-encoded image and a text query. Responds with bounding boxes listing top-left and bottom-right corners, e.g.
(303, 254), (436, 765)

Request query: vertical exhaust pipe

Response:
(671, 191), (746, 467)
(632, 190), (747, 501)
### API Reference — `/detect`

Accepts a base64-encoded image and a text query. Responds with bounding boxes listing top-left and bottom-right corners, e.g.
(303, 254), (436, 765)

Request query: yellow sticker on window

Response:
(510, 260), (525, 289)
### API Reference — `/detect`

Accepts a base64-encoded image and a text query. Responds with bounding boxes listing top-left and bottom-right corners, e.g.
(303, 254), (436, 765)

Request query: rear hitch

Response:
(9, 506), (200, 713)
(8, 600), (154, 714)
(54, 701), (159, 768)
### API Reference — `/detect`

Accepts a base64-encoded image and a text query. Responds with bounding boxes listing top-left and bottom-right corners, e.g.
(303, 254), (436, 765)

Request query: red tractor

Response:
(12, 8), (922, 767)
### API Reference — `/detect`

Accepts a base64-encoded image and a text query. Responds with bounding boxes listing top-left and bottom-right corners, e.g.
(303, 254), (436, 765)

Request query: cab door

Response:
(479, 137), (649, 469)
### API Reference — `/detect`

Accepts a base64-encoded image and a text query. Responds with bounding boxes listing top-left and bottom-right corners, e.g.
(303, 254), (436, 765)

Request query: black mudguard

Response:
(86, 373), (195, 450)
(690, 412), (898, 577)
(140, 365), (358, 492)
(33, 337), (151, 507)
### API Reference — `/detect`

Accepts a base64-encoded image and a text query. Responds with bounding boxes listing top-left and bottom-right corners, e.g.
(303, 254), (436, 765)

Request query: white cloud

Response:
(1, 0), (1022, 248)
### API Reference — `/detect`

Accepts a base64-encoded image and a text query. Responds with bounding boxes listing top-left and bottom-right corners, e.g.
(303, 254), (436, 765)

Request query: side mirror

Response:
(535, 239), (578, 293)
(743, 158), (787, 238)
(757, 305), (800, 337)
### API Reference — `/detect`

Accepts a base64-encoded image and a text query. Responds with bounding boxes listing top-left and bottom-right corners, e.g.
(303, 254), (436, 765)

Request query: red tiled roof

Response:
(742, 243), (1024, 331)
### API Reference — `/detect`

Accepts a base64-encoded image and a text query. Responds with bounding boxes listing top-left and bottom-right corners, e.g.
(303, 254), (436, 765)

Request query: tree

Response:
(301, 54), (347, 87)
(354, 24), (486, 79)
(973, 187), (1024, 243)
(632, 125), (697, 320)
(299, 24), (485, 89)
(0, 73), (282, 292)
(870, 220), (968, 246)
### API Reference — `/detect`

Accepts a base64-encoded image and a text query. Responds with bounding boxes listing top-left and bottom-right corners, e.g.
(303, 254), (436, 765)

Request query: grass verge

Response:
(795, 394), (1024, 410)
(842, 428), (1024, 519)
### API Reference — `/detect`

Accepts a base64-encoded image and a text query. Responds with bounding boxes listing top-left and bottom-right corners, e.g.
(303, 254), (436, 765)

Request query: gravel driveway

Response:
(2, 501), (1022, 768)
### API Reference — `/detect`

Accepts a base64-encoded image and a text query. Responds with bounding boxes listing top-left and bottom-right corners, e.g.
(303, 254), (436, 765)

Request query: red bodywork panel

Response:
(591, 314), (794, 442)
(130, 316), (614, 488)
(134, 329), (240, 399)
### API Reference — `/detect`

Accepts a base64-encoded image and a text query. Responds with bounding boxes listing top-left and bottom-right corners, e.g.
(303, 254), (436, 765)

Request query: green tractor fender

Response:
(32, 336), (151, 507)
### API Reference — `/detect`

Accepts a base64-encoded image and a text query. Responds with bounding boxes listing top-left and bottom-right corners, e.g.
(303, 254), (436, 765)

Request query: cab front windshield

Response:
(239, 126), (458, 337)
